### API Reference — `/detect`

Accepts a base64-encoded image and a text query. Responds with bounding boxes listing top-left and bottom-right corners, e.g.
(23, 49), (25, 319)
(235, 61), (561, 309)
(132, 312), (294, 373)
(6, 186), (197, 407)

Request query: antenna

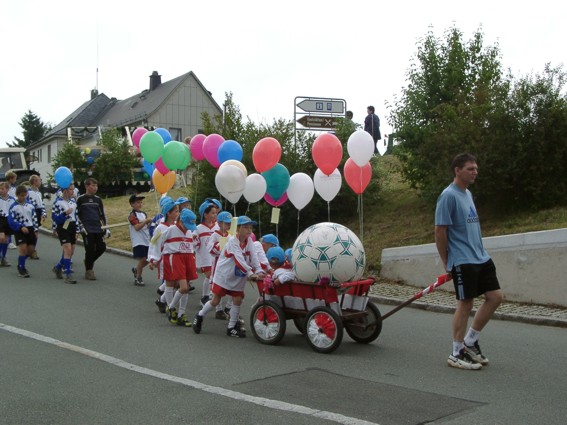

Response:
(96, 19), (99, 92)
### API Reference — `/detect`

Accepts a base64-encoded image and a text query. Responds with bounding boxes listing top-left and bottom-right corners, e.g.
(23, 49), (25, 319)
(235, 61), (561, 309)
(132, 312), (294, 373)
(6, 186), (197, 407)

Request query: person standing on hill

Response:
(364, 105), (381, 154)
(76, 178), (108, 280)
(435, 153), (503, 370)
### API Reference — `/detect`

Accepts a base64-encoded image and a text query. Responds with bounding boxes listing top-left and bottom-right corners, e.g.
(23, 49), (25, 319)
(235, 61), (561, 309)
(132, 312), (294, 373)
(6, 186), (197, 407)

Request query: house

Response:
(28, 71), (223, 180)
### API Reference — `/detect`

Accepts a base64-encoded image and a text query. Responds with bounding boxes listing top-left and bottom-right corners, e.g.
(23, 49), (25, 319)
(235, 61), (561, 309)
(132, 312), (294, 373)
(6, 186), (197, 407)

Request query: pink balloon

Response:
(344, 158), (372, 194)
(132, 127), (148, 149)
(203, 133), (225, 168)
(312, 133), (343, 176)
(154, 157), (170, 174)
(264, 192), (288, 207)
(189, 134), (206, 161)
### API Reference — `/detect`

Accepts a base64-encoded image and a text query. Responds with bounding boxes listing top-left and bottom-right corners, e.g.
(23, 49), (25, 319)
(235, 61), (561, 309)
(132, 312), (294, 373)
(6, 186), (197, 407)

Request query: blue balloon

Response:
(54, 166), (73, 189)
(218, 139), (243, 164)
(86, 156), (94, 165)
(90, 149), (101, 158)
(154, 128), (172, 144)
(261, 163), (290, 200)
(143, 159), (155, 177)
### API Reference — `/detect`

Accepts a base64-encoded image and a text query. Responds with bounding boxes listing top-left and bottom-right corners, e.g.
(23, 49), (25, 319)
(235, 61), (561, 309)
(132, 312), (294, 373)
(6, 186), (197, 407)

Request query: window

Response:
(170, 128), (181, 142)
(47, 145), (52, 163)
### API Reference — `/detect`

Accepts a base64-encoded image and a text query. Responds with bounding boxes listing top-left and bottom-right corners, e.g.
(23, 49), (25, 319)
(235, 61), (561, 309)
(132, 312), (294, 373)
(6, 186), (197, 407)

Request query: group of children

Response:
(128, 193), (295, 338)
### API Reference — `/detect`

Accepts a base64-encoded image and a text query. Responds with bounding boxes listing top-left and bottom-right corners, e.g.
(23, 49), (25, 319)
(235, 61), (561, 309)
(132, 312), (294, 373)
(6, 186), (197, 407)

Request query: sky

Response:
(1, 0), (564, 147)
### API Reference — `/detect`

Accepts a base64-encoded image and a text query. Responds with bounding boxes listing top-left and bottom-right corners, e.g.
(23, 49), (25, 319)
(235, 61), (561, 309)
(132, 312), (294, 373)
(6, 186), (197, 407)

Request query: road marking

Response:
(1, 322), (379, 425)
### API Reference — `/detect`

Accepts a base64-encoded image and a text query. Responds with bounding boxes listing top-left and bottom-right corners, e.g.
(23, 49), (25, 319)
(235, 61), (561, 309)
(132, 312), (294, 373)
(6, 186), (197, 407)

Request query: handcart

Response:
(250, 277), (382, 354)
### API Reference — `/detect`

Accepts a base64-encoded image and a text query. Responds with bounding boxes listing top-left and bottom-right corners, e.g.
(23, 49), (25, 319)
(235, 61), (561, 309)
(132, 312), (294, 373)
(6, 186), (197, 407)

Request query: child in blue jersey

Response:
(0, 182), (15, 267)
(8, 185), (38, 278)
(26, 175), (46, 259)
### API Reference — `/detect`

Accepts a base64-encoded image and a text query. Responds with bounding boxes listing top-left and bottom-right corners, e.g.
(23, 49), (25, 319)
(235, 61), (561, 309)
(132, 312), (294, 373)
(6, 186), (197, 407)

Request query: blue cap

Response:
(285, 248), (293, 262)
(199, 200), (218, 220)
(161, 199), (177, 216)
(260, 234), (279, 246)
(205, 198), (222, 210)
(175, 196), (191, 205)
(237, 216), (257, 226)
(180, 208), (197, 231)
(217, 211), (233, 223)
(159, 195), (173, 207)
(266, 246), (285, 264)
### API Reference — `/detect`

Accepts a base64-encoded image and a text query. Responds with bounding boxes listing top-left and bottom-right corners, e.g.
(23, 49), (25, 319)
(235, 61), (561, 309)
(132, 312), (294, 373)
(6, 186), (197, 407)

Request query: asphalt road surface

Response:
(1, 235), (566, 425)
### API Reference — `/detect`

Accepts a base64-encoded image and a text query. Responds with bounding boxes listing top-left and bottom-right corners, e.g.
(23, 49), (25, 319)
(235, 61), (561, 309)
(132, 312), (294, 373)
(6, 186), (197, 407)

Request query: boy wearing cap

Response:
(160, 208), (199, 327)
(195, 199), (220, 306)
(193, 216), (265, 338)
(264, 246), (295, 288)
(128, 195), (152, 286)
(254, 233), (279, 272)
(207, 211), (234, 320)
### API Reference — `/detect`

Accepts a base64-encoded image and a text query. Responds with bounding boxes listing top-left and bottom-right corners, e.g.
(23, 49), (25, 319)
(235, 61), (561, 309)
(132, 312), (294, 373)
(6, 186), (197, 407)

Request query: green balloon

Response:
(139, 132), (164, 164)
(163, 141), (189, 170)
(178, 143), (191, 170)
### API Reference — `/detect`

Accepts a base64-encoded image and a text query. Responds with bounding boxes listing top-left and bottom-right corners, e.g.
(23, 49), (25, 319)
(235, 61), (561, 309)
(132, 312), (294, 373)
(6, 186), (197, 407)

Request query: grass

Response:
(42, 157), (567, 271)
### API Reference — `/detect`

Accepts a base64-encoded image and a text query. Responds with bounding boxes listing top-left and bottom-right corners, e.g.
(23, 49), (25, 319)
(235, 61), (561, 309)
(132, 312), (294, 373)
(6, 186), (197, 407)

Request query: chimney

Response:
(91, 88), (98, 99)
(149, 71), (162, 91)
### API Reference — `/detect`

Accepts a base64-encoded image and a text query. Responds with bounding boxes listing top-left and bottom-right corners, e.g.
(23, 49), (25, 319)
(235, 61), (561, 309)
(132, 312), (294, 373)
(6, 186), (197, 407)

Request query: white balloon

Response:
(215, 164), (246, 204)
(314, 168), (342, 202)
(243, 173), (267, 203)
(287, 173), (314, 210)
(347, 130), (375, 167)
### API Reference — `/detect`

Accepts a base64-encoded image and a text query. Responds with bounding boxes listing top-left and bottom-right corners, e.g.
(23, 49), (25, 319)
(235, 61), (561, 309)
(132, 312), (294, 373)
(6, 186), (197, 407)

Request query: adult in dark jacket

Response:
(364, 105), (381, 153)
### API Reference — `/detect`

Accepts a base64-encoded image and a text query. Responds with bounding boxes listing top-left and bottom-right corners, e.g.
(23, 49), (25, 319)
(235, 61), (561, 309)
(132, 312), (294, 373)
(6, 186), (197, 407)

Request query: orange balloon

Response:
(152, 169), (176, 194)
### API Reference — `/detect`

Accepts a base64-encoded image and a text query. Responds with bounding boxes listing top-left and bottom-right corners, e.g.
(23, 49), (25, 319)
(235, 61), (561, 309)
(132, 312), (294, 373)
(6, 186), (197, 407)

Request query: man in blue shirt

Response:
(435, 153), (503, 370)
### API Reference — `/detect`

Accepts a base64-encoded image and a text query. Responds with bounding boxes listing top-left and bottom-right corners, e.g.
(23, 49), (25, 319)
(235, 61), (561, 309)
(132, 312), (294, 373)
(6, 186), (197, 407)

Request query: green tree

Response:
(9, 110), (51, 149)
(51, 141), (88, 185)
(93, 128), (140, 185)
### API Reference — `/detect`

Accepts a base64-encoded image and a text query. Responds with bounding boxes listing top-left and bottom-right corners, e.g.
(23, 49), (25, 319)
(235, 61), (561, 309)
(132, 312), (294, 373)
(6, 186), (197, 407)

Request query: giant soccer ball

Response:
(291, 222), (366, 283)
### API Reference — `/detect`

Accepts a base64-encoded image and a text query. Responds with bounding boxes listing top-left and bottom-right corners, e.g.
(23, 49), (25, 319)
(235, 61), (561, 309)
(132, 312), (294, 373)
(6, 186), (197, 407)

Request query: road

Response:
(1, 235), (566, 425)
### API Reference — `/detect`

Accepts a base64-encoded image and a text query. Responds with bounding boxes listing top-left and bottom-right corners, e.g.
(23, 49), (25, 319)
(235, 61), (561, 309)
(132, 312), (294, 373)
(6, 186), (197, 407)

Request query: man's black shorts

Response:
(451, 259), (501, 300)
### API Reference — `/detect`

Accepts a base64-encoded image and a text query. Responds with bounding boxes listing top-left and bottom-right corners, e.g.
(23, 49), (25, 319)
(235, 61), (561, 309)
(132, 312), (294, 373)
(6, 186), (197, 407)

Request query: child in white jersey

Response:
(195, 199), (220, 306)
(128, 195), (152, 286)
(26, 175), (46, 259)
(264, 246), (296, 288)
(193, 216), (265, 338)
(51, 184), (80, 284)
(8, 185), (38, 277)
(0, 182), (15, 267)
(148, 198), (179, 313)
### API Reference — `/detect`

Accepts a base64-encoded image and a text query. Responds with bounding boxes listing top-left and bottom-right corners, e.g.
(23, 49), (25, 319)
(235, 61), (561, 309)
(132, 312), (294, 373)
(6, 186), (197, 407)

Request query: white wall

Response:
(380, 228), (567, 307)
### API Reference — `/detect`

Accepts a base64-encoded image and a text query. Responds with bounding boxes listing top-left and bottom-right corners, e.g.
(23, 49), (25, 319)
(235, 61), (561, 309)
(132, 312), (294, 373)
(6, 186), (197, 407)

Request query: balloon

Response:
(344, 158), (372, 194)
(347, 131), (375, 167)
(312, 133), (343, 176)
(314, 168), (342, 202)
(54, 166), (73, 189)
(218, 140), (243, 164)
(163, 141), (190, 170)
(154, 157), (170, 174)
(203, 133), (225, 168)
(90, 149), (101, 158)
(287, 173), (314, 210)
(86, 156), (94, 165)
(189, 134), (206, 161)
(140, 131), (164, 163)
(264, 192), (288, 207)
(253, 137), (281, 172)
(154, 128), (172, 144)
(152, 170), (176, 194)
(84, 147), (91, 155)
(261, 163), (290, 200)
(214, 164), (246, 204)
(219, 159), (247, 176)
(132, 127), (148, 149)
(243, 173), (267, 203)
(142, 159), (155, 177)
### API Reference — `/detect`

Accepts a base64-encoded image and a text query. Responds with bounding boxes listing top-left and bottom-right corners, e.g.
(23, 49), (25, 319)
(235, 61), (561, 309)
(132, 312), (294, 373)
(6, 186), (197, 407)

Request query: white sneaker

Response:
(465, 342), (489, 365)
(448, 349), (482, 370)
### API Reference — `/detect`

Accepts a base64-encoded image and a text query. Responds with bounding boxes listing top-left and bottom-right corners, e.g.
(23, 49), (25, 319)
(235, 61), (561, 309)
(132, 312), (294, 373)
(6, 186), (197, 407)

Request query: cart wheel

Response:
(293, 317), (306, 334)
(344, 302), (383, 344)
(250, 301), (286, 345)
(304, 306), (343, 354)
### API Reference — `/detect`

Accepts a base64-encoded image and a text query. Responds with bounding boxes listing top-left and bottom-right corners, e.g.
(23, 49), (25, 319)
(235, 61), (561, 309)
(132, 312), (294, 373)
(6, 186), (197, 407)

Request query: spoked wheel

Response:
(344, 302), (383, 344)
(250, 301), (286, 345)
(304, 306), (343, 354)
(293, 317), (306, 334)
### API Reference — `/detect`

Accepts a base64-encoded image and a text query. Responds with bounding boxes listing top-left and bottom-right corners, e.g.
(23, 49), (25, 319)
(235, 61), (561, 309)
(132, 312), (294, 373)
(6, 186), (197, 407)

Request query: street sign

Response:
(297, 99), (345, 114)
(297, 115), (340, 129)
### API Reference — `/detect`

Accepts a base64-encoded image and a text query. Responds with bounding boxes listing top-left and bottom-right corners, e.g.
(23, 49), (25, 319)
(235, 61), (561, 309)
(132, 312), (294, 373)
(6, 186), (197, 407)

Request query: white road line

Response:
(1, 323), (379, 425)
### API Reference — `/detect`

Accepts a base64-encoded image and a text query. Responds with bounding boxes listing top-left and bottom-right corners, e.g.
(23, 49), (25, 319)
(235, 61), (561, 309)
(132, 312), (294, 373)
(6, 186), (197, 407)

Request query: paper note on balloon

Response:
(219, 236), (228, 250)
(271, 208), (280, 224)
(229, 217), (238, 236)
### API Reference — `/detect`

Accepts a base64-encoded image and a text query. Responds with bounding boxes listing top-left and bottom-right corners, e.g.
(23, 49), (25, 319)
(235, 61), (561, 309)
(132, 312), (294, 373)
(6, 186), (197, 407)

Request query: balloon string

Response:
(245, 202), (250, 216)
(359, 194), (364, 244)
(194, 162), (200, 208)
(257, 203), (262, 236)
(296, 209), (300, 238)
(327, 201), (330, 222)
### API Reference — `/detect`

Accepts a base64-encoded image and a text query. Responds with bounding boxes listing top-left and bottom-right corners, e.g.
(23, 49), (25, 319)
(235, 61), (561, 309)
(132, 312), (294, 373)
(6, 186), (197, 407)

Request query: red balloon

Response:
(344, 158), (372, 194)
(154, 157), (169, 174)
(189, 134), (206, 161)
(312, 133), (343, 175)
(264, 192), (288, 207)
(253, 137), (281, 172)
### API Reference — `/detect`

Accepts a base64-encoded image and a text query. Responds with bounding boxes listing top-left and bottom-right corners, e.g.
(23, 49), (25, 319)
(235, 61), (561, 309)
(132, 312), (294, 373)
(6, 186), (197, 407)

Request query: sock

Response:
(215, 302), (224, 312)
(464, 328), (480, 346)
(226, 298), (233, 310)
(160, 292), (167, 303)
(165, 287), (175, 305)
(18, 255), (26, 269)
(62, 258), (72, 275)
(158, 281), (166, 292)
(0, 243), (7, 258)
(201, 277), (210, 297)
(178, 293), (188, 315)
(228, 305), (241, 329)
(199, 300), (214, 317)
(170, 290), (182, 310)
(453, 341), (465, 356)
